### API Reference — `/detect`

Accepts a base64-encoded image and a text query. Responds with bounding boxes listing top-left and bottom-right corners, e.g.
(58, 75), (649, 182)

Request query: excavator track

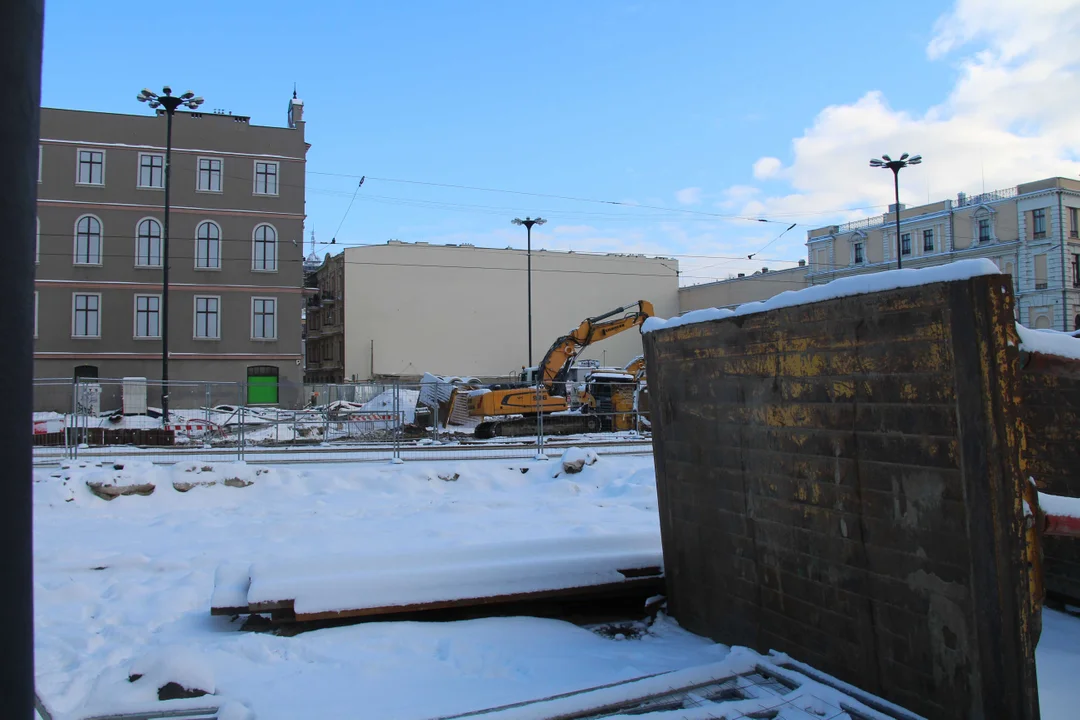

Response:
(475, 413), (602, 440)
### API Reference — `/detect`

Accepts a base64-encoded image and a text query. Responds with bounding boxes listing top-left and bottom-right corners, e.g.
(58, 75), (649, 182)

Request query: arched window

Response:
(74, 215), (102, 265)
(135, 218), (162, 267)
(195, 221), (221, 269)
(252, 224), (277, 272)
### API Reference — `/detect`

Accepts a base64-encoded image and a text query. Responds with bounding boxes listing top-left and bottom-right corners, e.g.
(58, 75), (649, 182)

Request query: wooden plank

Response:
(293, 574), (663, 623)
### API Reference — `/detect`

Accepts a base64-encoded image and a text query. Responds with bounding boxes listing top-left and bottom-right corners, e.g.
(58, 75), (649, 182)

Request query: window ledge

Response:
(75, 182), (105, 188)
(193, 266), (223, 272)
(136, 186), (165, 192)
(73, 262), (104, 267)
(71, 335), (101, 340)
(193, 336), (221, 341)
(251, 268), (279, 274)
(135, 264), (164, 270)
(250, 337), (279, 342)
(196, 189), (224, 194)
(133, 336), (162, 341)
(252, 192), (280, 198)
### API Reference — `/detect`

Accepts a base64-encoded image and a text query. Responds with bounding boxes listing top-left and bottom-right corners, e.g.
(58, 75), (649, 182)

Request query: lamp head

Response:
(908, 155), (923, 165)
(162, 86), (173, 96)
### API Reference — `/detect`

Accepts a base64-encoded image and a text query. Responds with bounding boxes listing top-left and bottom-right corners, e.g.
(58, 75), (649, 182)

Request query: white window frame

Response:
(36, 217), (39, 264)
(251, 296), (278, 340)
(195, 220), (222, 270)
(136, 152), (165, 189)
(135, 217), (163, 268)
(853, 242), (864, 265)
(75, 148), (105, 186)
(71, 292), (102, 339)
(34, 291), (38, 338)
(253, 161), (279, 196)
(1033, 208), (1048, 239)
(38, 145), (42, 183)
(196, 156), (223, 193)
(73, 214), (103, 266)
(133, 294), (162, 339)
(252, 223), (278, 272)
(1069, 207), (1079, 239)
(193, 295), (221, 340)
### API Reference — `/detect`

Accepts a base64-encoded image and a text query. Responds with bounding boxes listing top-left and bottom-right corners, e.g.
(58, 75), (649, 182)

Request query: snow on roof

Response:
(1017, 324), (1080, 361)
(643, 258), (1002, 333)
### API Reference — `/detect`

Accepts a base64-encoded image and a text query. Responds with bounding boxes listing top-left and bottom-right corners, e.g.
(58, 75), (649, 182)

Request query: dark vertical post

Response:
(161, 109), (173, 422)
(527, 223), (533, 369)
(893, 168), (903, 270)
(0, 1), (43, 716)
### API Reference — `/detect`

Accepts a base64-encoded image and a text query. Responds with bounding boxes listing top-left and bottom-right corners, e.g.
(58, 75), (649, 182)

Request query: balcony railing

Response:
(837, 215), (885, 233)
(956, 187), (1018, 207)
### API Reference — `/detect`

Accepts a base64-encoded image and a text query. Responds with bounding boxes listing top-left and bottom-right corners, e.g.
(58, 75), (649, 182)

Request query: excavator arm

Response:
(537, 300), (654, 394)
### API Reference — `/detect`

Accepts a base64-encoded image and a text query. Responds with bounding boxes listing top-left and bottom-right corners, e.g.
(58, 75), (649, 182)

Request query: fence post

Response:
(393, 377), (402, 463)
(237, 384), (245, 463)
(535, 383), (546, 460)
(69, 376), (77, 460)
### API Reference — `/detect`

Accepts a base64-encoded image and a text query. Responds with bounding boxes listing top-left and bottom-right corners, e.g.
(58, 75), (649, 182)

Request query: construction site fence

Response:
(32, 377), (653, 466)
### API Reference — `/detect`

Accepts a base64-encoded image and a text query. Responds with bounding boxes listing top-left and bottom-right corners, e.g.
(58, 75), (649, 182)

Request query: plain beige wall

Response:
(679, 267), (808, 313)
(343, 244), (679, 379)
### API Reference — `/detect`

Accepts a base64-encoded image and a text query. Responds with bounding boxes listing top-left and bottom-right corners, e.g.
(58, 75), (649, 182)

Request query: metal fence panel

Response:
(32, 378), (652, 466)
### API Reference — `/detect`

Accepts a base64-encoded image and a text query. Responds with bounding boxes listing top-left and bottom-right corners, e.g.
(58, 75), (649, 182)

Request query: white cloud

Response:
(675, 187), (702, 205)
(752, 157), (782, 180)
(725, 0), (1080, 228)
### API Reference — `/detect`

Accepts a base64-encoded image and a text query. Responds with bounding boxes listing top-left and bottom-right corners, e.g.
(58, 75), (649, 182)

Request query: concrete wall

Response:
(1021, 350), (1080, 602)
(342, 243), (679, 380)
(644, 274), (1038, 719)
(678, 266), (807, 314)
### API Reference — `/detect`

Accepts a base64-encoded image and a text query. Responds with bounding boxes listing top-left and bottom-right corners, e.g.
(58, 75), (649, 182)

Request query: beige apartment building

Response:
(679, 176), (1080, 331)
(34, 96), (308, 406)
(306, 241), (680, 381)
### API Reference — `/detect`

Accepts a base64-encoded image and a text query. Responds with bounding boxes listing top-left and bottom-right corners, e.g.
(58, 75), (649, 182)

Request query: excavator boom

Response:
(537, 300), (654, 393)
(468, 300), (655, 438)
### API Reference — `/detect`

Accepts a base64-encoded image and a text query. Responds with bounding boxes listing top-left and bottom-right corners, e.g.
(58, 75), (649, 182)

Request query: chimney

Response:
(888, 202), (906, 214)
(288, 87), (305, 131)
(798, 259), (806, 267)
(737, 273), (745, 278)
(761, 267), (769, 273)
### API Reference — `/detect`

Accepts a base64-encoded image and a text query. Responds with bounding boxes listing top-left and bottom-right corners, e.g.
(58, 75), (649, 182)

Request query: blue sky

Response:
(41, 1), (1080, 284)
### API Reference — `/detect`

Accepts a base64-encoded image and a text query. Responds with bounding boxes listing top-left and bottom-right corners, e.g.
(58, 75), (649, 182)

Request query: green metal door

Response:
(247, 366), (279, 405)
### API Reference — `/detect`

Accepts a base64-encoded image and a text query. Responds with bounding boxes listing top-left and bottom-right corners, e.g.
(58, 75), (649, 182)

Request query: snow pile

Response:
(644, 258), (1002, 333)
(245, 533), (661, 616)
(357, 387), (419, 424)
(1017, 324), (1080, 361)
(33, 456), (668, 718)
(128, 645), (217, 697)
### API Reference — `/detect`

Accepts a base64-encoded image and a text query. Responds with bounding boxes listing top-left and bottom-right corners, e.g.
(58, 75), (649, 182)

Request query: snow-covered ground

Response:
(33, 455), (1080, 719)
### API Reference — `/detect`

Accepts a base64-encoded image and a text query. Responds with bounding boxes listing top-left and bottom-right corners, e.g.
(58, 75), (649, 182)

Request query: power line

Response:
(330, 175), (364, 244)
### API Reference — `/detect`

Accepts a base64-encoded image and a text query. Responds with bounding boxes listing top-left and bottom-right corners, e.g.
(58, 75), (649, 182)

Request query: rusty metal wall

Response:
(643, 274), (1038, 720)
(1021, 351), (1080, 603)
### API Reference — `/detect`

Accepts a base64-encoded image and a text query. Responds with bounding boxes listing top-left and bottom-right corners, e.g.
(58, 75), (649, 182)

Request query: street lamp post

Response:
(870, 153), (922, 269)
(137, 87), (204, 423)
(511, 217), (546, 372)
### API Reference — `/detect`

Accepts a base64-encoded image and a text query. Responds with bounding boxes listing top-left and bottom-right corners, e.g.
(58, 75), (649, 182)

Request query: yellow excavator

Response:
(469, 300), (654, 438)
(578, 355), (649, 432)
